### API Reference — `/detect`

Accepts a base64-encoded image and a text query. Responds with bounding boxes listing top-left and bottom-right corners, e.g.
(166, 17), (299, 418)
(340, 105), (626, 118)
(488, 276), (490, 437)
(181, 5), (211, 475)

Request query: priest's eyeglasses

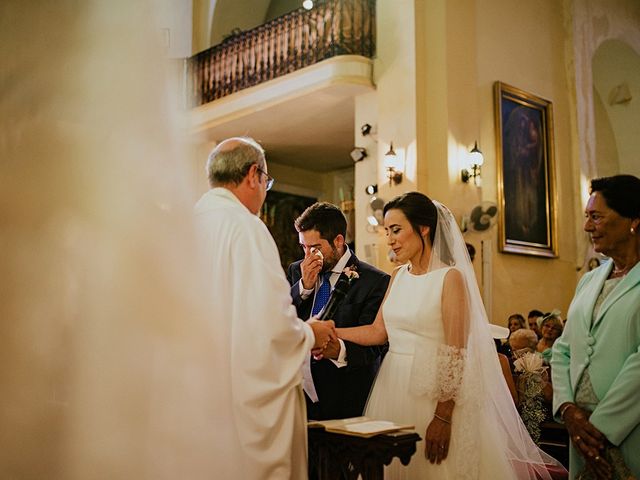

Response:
(256, 166), (274, 191)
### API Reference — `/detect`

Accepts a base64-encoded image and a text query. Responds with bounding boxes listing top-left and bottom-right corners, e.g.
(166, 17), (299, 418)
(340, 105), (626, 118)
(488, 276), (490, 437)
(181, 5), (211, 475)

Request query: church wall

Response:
(191, 0), (640, 326)
(352, 0), (419, 268)
(265, 0), (303, 21)
(593, 88), (621, 178)
(411, 0), (579, 326)
(592, 39), (640, 179)
(475, 0), (579, 325)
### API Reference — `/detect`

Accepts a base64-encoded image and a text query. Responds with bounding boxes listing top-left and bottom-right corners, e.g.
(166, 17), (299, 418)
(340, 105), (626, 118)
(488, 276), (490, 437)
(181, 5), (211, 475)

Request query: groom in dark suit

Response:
(287, 202), (389, 420)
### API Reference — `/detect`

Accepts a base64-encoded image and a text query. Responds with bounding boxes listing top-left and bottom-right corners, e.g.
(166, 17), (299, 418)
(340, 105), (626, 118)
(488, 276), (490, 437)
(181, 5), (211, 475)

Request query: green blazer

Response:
(551, 259), (640, 477)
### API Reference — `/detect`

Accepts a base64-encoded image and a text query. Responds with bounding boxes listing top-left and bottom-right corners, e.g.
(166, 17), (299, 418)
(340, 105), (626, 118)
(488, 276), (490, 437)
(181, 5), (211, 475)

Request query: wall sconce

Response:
(350, 147), (367, 163)
(384, 142), (403, 186)
(365, 184), (378, 195)
(461, 141), (484, 186)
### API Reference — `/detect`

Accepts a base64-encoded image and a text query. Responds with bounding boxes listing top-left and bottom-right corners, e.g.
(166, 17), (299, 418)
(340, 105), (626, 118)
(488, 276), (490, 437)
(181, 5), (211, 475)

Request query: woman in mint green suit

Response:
(552, 174), (640, 479)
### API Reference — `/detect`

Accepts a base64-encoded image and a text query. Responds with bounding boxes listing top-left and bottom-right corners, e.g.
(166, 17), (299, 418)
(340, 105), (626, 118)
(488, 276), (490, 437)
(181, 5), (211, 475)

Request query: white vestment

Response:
(195, 188), (315, 480)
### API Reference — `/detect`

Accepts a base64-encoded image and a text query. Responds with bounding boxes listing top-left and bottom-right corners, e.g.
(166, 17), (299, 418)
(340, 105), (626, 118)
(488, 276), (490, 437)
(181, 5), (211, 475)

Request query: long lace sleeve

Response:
(409, 268), (473, 401)
(433, 268), (470, 401)
(433, 344), (467, 401)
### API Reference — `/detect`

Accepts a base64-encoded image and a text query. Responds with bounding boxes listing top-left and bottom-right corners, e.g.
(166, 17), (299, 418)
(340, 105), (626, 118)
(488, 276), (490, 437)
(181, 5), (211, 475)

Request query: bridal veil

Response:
(415, 200), (565, 479)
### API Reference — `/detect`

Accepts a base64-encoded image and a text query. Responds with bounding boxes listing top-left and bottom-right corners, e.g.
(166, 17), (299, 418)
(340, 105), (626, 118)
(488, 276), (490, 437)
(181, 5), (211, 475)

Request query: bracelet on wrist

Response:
(559, 402), (575, 419)
(434, 413), (451, 424)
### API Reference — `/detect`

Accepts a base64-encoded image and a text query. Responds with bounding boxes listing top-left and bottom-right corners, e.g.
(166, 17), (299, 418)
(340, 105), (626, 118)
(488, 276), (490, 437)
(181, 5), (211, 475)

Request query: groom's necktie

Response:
(311, 271), (332, 316)
(304, 271), (333, 403)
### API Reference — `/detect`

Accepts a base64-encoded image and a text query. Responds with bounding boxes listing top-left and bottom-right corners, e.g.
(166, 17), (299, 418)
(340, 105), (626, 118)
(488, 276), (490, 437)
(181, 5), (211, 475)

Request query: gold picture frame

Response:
(494, 82), (557, 258)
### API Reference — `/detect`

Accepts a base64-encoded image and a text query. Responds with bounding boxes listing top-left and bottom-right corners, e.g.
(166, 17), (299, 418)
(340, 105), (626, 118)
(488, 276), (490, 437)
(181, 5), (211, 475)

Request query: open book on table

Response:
(308, 416), (414, 438)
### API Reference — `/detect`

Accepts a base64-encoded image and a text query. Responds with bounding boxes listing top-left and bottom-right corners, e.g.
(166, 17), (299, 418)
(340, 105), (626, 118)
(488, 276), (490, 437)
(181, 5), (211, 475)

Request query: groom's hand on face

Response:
(300, 248), (323, 290)
(309, 320), (336, 349)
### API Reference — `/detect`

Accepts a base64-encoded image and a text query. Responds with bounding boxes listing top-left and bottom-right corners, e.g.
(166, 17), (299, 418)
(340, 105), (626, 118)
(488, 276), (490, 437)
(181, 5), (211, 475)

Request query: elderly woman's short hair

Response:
(509, 328), (538, 350)
(206, 137), (265, 187)
(590, 174), (640, 219)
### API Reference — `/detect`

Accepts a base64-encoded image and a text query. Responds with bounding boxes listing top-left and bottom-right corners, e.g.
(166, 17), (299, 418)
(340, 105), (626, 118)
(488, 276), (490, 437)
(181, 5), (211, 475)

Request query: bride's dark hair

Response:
(383, 192), (438, 249)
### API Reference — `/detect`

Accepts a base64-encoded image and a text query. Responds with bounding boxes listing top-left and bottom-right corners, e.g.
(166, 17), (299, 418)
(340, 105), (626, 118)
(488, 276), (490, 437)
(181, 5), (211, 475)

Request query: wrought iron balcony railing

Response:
(186, 0), (375, 107)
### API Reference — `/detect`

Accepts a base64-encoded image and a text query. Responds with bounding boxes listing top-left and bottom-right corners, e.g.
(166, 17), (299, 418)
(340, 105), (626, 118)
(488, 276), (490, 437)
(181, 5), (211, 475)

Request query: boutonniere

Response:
(342, 266), (359, 281)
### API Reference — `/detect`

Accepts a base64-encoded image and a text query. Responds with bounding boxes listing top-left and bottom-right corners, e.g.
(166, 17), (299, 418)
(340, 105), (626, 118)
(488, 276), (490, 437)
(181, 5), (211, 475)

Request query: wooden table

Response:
(308, 427), (421, 480)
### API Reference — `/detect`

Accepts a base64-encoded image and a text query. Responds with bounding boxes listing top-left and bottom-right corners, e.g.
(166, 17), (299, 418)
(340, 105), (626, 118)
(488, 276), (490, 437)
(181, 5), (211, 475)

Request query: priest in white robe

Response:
(194, 137), (334, 479)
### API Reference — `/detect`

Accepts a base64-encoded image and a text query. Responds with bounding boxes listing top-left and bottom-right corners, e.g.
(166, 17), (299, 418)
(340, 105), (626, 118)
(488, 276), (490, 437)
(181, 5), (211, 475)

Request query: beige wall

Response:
(353, 0), (584, 324)
(474, 0), (578, 324)
(265, 0), (301, 21)
(354, 92), (383, 264)
(408, 0), (580, 325)
(267, 161), (354, 207)
(593, 88), (621, 177)
(352, 0), (419, 268)
(592, 39), (640, 178)
(193, 0), (272, 51)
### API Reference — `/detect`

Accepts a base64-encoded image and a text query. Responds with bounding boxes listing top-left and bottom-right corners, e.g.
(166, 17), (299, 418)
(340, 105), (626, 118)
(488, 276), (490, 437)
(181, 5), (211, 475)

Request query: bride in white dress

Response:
(337, 192), (564, 479)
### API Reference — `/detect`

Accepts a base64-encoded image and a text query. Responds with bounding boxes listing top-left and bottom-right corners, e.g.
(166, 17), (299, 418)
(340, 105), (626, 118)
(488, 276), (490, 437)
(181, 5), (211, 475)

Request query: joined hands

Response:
(562, 403), (612, 479)
(309, 319), (336, 350)
(308, 319), (341, 360)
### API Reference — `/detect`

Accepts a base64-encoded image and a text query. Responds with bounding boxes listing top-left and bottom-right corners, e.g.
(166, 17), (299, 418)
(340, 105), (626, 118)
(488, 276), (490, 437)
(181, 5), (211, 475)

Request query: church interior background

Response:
(2, 0), (638, 477)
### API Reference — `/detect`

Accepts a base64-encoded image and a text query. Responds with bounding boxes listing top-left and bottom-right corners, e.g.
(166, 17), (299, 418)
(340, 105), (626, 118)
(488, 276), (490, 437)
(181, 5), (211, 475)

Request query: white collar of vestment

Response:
(204, 187), (251, 213)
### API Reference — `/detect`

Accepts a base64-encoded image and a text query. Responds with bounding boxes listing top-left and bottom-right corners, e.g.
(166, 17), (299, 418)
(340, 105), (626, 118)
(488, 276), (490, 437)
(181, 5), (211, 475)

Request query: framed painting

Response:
(494, 82), (558, 258)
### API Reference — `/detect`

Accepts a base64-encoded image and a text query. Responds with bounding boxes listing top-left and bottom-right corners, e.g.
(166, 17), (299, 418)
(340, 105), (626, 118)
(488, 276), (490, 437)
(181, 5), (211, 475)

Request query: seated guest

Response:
(528, 309), (544, 339)
(498, 313), (527, 357)
(508, 313), (527, 334)
(509, 328), (538, 360)
(510, 328), (553, 407)
(536, 312), (563, 364)
(492, 324), (518, 404)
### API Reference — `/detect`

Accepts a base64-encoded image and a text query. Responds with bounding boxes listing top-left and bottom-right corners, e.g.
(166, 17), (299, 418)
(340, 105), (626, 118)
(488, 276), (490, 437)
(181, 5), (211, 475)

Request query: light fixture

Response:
(384, 142), (403, 186)
(609, 82), (632, 105)
(350, 147), (367, 163)
(365, 184), (378, 195)
(361, 123), (372, 136)
(302, 0), (313, 10)
(461, 141), (484, 186)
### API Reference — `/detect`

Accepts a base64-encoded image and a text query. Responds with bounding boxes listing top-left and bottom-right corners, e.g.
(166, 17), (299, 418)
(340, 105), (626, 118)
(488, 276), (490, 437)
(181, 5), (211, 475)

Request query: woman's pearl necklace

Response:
(611, 264), (633, 278)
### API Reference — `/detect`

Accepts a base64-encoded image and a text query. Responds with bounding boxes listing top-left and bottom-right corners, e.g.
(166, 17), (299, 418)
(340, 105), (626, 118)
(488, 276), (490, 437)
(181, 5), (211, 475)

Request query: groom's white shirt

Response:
(195, 187), (315, 480)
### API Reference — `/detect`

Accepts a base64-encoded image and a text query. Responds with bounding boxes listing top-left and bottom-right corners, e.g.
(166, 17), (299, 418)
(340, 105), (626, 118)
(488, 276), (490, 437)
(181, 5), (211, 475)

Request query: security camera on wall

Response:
(350, 147), (367, 163)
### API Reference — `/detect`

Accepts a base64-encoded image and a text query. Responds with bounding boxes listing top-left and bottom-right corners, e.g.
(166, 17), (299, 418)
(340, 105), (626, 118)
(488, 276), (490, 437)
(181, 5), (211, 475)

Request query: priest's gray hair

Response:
(206, 137), (266, 187)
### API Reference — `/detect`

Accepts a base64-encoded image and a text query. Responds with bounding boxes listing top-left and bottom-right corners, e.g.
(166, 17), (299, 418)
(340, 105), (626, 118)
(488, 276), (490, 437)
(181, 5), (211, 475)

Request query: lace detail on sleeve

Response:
(409, 342), (472, 402)
(434, 344), (466, 402)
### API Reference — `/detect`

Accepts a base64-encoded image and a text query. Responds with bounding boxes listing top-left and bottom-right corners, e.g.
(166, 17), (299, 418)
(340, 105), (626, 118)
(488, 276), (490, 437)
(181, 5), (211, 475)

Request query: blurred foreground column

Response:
(0, 2), (232, 478)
